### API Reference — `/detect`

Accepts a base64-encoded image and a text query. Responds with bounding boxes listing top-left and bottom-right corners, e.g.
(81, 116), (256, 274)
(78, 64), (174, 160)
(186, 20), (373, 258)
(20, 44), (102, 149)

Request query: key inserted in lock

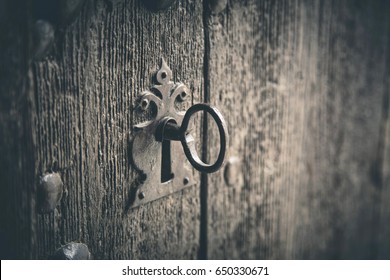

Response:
(156, 104), (228, 174)
(130, 58), (228, 208)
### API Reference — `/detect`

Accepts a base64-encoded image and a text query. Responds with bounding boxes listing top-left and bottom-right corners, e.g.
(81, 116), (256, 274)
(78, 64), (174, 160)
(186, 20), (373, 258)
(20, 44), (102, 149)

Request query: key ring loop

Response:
(179, 103), (228, 173)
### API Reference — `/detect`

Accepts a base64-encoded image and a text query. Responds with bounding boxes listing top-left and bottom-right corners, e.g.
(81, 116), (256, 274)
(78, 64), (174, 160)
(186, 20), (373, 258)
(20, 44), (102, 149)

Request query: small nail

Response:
(138, 191), (145, 199)
(38, 172), (63, 213)
(33, 20), (55, 61)
(51, 242), (91, 260)
(224, 157), (241, 187)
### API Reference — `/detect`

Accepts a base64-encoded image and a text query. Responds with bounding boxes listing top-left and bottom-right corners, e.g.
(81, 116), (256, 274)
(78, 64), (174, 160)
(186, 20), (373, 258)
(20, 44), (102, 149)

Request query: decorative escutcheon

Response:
(130, 58), (228, 208)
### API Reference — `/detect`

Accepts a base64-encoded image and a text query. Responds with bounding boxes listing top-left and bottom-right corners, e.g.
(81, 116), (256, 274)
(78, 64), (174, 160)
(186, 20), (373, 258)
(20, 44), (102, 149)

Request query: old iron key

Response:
(155, 104), (228, 173)
(131, 58), (228, 208)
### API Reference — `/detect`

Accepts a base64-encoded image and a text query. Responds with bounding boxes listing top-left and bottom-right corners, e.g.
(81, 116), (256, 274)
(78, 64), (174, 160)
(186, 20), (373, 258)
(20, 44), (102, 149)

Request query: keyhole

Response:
(161, 139), (174, 183)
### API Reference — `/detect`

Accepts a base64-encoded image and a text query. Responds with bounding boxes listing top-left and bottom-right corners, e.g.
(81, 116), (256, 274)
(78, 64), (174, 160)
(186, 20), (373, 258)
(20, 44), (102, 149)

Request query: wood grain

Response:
(378, 36), (390, 259)
(2, 0), (390, 260)
(205, 0), (390, 259)
(31, 0), (204, 259)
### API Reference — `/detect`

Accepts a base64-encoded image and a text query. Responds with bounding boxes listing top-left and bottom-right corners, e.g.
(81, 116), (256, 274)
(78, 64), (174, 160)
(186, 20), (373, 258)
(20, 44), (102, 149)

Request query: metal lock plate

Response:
(130, 59), (195, 208)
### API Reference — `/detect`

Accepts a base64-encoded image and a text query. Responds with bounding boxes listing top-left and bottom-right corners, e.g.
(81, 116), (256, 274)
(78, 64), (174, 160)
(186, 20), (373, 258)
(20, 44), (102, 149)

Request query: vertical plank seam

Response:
(199, 0), (211, 260)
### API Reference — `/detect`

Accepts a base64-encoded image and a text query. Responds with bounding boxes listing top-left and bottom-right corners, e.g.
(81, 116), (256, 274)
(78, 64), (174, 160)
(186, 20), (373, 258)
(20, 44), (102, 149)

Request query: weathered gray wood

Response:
(206, 0), (390, 259)
(2, 0), (390, 260)
(378, 48), (390, 259)
(30, 0), (204, 259)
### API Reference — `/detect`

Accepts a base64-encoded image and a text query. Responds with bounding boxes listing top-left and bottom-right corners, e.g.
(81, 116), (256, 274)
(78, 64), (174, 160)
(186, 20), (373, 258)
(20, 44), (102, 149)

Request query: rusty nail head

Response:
(38, 172), (63, 213)
(140, 98), (149, 110)
(224, 157), (241, 187)
(33, 20), (55, 61)
(51, 242), (91, 260)
(138, 191), (145, 199)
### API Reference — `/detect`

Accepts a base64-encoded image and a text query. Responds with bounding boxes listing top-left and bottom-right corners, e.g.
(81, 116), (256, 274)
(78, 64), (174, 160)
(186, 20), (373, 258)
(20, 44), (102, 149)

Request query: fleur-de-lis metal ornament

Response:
(131, 58), (228, 208)
(130, 58), (195, 208)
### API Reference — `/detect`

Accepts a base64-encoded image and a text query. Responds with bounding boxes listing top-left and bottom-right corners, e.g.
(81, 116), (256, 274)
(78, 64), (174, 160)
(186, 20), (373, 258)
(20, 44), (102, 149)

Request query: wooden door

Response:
(1, 0), (389, 259)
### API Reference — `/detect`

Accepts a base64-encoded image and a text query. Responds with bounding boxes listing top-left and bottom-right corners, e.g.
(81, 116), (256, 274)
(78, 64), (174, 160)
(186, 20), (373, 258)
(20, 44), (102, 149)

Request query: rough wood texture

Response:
(30, 0), (204, 259)
(378, 41), (390, 259)
(2, 0), (390, 260)
(206, 0), (390, 259)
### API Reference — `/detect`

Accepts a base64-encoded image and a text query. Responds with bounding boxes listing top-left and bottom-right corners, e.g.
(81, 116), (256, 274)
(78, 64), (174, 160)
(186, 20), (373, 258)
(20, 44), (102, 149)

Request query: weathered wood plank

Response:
(377, 34), (390, 259)
(31, 0), (204, 259)
(206, 0), (390, 259)
(294, 1), (390, 259)
(3, 0), (389, 260)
